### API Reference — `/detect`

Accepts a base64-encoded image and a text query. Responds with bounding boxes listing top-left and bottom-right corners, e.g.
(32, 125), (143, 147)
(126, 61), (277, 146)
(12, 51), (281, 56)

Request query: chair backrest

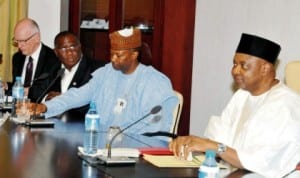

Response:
(171, 90), (183, 135)
(285, 61), (300, 93)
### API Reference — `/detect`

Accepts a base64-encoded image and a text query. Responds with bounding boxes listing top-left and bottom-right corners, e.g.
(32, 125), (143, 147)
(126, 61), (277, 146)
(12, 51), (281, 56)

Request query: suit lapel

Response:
(34, 44), (46, 79)
(68, 57), (90, 89)
(16, 56), (26, 76)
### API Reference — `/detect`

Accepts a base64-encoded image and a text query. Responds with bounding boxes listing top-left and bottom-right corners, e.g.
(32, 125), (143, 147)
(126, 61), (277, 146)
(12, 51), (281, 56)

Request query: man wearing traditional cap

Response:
(29, 27), (178, 137)
(169, 33), (300, 177)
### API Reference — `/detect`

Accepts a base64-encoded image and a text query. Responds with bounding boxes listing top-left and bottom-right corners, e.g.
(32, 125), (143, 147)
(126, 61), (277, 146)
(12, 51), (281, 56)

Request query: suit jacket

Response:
(50, 56), (105, 114)
(10, 44), (60, 102)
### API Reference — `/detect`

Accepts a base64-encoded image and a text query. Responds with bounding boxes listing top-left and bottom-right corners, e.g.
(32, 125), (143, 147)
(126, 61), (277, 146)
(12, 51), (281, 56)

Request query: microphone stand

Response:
(99, 105), (162, 166)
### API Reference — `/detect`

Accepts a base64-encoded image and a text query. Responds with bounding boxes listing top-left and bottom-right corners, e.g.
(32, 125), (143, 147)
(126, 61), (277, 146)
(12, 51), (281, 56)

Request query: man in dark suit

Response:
(10, 18), (60, 102)
(45, 31), (105, 114)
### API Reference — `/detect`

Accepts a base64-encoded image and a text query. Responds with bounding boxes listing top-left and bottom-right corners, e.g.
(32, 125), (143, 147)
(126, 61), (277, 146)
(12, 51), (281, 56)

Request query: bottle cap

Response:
(90, 101), (96, 108)
(205, 149), (216, 158)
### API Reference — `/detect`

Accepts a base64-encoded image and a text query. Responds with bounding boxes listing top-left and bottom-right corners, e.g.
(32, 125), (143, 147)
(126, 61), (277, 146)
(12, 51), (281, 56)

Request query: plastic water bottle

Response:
(0, 77), (4, 106)
(83, 102), (101, 154)
(199, 150), (219, 178)
(12, 76), (24, 101)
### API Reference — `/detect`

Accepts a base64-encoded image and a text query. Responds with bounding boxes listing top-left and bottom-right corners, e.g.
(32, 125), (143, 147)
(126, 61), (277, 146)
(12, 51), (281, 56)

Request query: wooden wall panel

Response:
(161, 0), (195, 135)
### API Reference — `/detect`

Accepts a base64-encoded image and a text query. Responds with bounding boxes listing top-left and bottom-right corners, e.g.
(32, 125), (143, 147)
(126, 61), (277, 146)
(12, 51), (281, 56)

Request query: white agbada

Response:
(205, 82), (300, 177)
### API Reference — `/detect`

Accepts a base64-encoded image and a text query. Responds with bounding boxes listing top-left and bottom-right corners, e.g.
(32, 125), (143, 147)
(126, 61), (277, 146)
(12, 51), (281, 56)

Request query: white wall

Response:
(191, 0), (300, 136)
(28, 0), (69, 48)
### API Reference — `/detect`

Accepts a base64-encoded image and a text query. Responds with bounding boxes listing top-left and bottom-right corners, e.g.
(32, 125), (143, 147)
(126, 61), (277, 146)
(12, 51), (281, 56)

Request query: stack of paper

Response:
(78, 146), (140, 158)
(143, 154), (228, 168)
(0, 112), (9, 127)
(143, 154), (201, 168)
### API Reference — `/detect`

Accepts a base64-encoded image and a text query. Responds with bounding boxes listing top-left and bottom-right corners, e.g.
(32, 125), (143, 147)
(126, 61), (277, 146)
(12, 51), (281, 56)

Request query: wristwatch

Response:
(217, 143), (227, 155)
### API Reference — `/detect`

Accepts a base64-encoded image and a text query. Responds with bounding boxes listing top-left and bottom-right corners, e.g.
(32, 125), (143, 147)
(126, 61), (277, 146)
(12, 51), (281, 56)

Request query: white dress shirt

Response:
(60, 60), (80, 93)
(21, 43), (42, 85)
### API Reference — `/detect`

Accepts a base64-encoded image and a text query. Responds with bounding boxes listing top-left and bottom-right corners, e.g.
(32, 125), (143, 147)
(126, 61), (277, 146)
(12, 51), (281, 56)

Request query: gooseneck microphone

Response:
(142, 131), (178, 139)
(32, 73), (49, 83)
(30, 68), (65, 121)
(99, 105), (162, 165)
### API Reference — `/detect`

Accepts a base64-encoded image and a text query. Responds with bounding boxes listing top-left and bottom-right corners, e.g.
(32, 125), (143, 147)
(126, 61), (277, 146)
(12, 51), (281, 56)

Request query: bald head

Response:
(13, 18), (41, 56)
(14, 18), (40, 35)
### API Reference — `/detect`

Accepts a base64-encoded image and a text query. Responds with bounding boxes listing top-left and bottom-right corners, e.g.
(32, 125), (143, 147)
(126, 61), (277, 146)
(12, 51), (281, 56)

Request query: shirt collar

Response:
(29, 43), (42, 62)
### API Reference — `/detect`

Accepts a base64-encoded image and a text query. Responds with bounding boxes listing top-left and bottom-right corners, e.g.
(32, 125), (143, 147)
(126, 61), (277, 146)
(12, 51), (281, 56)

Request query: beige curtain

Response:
(0, 0), (28, 82)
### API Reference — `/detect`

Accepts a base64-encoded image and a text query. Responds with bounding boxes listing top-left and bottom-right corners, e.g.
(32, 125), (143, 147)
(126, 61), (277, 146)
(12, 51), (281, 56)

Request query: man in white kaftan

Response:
(205, 82), (300, 177)
(169, 33), (300, 177)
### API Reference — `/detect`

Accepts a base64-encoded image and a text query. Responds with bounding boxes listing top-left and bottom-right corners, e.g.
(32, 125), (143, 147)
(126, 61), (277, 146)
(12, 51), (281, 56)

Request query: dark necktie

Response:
(24, 56), (33, 87)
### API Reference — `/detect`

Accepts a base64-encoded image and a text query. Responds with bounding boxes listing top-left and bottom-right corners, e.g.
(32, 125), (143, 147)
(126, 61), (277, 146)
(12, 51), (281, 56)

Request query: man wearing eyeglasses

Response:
(9, 18), (60, 102)
(45, 31), (105, 114)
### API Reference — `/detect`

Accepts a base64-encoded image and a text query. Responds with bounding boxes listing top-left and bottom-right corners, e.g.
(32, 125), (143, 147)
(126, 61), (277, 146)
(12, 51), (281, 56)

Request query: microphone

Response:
(32, 73), (49, 83)
(30, 68), (65, 121)
(35, 68), (65, 104)
(142, 131), (178, 139)
(99, 105), (162, 166)
(142, 114), (178, 139)
(282, 162), (300, 178)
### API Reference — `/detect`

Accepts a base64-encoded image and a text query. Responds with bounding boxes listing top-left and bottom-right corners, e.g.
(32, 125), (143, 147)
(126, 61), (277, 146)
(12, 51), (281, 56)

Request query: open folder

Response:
(143, 154), (228, 168)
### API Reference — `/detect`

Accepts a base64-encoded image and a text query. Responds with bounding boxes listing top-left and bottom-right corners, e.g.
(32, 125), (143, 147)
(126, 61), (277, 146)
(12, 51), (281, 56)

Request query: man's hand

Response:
(169, 135), (217, 160)
(16, 102), (47, 116)
(2, 81), (8, 90)
(45, 91), (61, 101)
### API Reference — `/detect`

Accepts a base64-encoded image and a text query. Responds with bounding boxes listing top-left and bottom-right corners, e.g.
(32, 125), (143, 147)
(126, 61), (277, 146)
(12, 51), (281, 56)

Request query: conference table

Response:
(0, 111), (250, 178)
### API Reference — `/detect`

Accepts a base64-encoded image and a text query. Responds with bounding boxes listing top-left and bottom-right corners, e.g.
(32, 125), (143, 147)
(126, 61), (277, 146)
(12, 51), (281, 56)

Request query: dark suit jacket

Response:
(50, 56), (105, 114)
(9, 44), (60, 102)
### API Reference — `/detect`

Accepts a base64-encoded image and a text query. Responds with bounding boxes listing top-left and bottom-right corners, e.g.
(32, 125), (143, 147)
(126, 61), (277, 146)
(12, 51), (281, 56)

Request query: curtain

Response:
(0, 0), (28, 82)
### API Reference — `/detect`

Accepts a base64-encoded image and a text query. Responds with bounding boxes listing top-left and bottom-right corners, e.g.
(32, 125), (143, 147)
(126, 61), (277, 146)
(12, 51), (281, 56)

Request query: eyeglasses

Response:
(56, 44), (79, 52)
(12, 33), (38, 46)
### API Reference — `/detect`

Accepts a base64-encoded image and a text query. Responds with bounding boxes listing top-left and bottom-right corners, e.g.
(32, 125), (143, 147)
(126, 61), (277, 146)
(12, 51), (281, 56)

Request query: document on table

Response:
(0, 112), (9, 127)
(78, 146), (140, 158)
(143, 154), (228, 168)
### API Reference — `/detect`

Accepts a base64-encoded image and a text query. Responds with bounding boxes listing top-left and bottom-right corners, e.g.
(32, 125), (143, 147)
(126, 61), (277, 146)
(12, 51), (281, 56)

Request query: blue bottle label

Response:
(199, 165), (219, 178)
(85, 114), (100, 131)
(12, 87), (24, 99)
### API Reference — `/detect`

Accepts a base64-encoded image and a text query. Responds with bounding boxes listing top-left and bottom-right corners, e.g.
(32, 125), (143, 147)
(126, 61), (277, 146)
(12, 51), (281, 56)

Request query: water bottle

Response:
(12, 76), (24, 101)
(83, 102), (101, 154)
(0, 77), (4, 106)
(199, 150), (219, 178)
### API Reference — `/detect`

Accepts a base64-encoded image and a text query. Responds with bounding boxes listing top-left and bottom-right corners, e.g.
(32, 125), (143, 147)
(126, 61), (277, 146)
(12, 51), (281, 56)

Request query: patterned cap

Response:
(236, 33), (281, 64)
(109, 27), (142, 50)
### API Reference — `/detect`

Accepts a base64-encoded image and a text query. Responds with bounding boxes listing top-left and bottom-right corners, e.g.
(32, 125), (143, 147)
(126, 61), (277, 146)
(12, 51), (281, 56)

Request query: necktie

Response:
(24, 56), (33, 87)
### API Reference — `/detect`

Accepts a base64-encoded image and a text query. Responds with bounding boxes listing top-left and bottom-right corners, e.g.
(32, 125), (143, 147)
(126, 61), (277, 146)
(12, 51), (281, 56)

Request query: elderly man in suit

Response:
(10, 18), (60, 102)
